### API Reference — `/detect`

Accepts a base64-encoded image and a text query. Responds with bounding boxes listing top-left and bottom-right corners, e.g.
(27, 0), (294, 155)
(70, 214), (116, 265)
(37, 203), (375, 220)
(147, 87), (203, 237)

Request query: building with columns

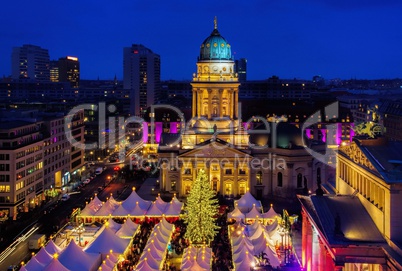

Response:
(157, 19), (330, 200)
(298, 137), (402, 270)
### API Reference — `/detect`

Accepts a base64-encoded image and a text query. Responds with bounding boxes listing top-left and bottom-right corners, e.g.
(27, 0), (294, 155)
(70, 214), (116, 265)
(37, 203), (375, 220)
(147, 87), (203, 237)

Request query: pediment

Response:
(340, 142), (377, 172)
(179, 141), (251, 159)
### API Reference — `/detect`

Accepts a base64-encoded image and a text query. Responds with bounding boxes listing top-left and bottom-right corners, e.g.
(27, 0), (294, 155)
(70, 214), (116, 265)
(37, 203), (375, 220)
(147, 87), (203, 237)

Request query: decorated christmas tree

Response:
(184, 169), (219, 245)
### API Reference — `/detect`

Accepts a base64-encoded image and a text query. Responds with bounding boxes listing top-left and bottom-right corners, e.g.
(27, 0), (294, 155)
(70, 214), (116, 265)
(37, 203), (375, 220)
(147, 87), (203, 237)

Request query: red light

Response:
(133, 50), (138, 54)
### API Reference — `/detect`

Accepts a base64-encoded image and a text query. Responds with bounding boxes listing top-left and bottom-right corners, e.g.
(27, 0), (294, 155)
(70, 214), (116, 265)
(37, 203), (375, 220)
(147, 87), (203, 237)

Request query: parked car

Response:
(61, 194), (70, 201)
(83, 179), (91, 184)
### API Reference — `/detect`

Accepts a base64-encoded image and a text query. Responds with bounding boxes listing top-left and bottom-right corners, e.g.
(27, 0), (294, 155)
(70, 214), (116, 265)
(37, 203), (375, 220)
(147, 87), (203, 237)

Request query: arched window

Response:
(256, 171), (262, 185)
(297, 173), (303, 188)
(277, 172), (283, 187)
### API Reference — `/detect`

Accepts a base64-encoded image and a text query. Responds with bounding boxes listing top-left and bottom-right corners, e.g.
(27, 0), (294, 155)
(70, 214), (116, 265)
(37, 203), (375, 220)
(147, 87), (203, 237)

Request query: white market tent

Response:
(44, 240), (62, 255)
(24, 256), (45, 271)
(245, 205), (263, 221)
(262, 205), (280, 224)
(58, 239), (101, 271)
(84, 226), (131, 255)
(116, 218), (140, 239)
(234, 191), (262, 213)
(34, 247), (53, 266)
(78, 189), (183, 222)
(181, 246), (212, 271)
(228, 207), (245, 221)
(43, 258), (71, 271)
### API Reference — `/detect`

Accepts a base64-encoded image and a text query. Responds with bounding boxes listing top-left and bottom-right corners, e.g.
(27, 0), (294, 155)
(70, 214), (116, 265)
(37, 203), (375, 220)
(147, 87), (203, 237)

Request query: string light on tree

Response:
(184, 169), (219, 246)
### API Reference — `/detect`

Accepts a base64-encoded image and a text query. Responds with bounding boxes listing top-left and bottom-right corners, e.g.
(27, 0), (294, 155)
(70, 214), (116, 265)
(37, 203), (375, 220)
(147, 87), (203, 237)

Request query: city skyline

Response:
(1, 0), (402, 81)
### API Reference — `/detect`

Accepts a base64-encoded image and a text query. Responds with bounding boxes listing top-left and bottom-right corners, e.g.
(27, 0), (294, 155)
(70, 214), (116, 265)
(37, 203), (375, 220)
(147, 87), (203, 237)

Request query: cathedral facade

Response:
(157, 19), (330, 200)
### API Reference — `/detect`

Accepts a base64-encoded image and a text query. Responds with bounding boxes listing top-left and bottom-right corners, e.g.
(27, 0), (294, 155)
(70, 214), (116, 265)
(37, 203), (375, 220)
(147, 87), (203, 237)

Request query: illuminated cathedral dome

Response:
(199, 18), (232, 61)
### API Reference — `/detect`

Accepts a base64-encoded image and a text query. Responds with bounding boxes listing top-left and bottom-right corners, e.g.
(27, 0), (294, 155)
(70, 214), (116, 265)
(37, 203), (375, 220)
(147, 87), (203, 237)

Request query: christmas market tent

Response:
(116, 218), (140, 239)
(58, 239), (101, 271)
(135, 257), (159, 271)
(145, 202), (164, 217)
(154, 195), (169, 212)
(188, 260), (208, 271)
(94, 196), (120, 216)
(80, 195), (103, 216)
(262, 205), (280, 224)
(34, 247), (53, 266)
(232, 253), (254, 271)
(112, 204), (131, 216)
(105, 217), (122, 232)
(43, 258), (71, 271)
(84, 226), (131, 255)
(234, 191), (262, 213)
(245, 205), (263, 221)
(162, 201), (183, 217)
(24, 256), (45, 271)
(232, 235), (254, 255)
(44, 239), (62, 255)
(19, 266), (28, 271)
(228, 207), (245, 221)
(121, 188), (152, 211)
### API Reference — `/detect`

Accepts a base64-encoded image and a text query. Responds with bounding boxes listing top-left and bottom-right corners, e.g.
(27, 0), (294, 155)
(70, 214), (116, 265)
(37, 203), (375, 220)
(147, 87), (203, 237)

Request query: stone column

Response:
(234, 90), (238, 118)
(208, 89), (212, 119)
(233, 161), (238, 196)
(219, 89), (223, 118)
(306, 223), (313, 271)
(197, 90), (202, 117)
(302, 210), (308, 268)
(229, 90), (233, 119)
(192, 90), (196, 117)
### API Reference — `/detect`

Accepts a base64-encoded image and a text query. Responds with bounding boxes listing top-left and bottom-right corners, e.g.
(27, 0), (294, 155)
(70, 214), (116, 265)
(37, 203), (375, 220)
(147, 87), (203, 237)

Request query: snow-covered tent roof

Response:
(262, 205), (280, 220)
(59, 239), (101, 271)
(232, 252), (254, 271)
(234, 191), (262, 213)
(45, 239), (62, 255)
(25, 256), (46, 271)
(188, 260), (208, 271)
(163, 200), (183, 217)
(19, 266), (28, 271)
(228, 207), (245, 220)
(121, 188), (151, 211)
(79, 195), (103, 216)
(245, 205), (262, 220)
(43, 257), (71, 271)
(154, 195), (169, 212)
(116, 218), (139, 239)
(84, 226), (130, 255)
(34, 247), (53, 266)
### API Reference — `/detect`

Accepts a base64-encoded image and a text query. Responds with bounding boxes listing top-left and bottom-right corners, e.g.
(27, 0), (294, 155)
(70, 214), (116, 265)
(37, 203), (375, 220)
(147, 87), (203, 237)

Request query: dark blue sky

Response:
(1, 0), (402, 81)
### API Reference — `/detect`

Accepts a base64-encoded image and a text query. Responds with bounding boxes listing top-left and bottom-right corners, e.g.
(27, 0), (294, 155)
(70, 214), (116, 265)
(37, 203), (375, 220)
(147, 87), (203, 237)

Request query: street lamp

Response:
(73, 223), (85, 247)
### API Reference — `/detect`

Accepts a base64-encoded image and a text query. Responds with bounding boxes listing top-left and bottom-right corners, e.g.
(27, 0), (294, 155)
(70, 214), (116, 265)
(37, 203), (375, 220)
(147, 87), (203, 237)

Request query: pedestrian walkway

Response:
(137, 177), (159, 201)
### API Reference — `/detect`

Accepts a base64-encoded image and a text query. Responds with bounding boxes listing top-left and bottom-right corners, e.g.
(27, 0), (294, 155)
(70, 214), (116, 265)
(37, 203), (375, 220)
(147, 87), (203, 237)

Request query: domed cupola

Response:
(199, 17), (232, 61)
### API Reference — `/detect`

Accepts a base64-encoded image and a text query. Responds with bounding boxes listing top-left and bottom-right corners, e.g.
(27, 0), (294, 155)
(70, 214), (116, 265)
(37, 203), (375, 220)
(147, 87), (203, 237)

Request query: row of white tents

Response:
(78, 189), (183, 221)
(230, 219), (283, 270)
(134, 218), (175, 271)
(21, 218), (140, 271)
(180, 246), (212, 271)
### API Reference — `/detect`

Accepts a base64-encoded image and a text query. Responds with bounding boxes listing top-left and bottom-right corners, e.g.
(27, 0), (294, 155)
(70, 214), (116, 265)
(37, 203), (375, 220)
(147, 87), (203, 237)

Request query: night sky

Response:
(1, 0), (402, 81)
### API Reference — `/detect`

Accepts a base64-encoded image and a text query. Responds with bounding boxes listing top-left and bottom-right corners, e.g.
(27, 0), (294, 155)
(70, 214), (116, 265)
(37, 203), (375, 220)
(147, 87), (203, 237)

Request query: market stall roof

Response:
(234, 191), (262, 213)
(84, 226), (130, 255)
(43, 258), (71, 271)
(59, 239), (101, 271)
(45, 240), (62, 255)
(228, 207), (245, 220)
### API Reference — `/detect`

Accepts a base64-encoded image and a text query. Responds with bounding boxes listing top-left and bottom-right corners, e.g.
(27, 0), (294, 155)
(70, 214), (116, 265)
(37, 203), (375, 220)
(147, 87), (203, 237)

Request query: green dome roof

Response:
(199, 27), (232, 61)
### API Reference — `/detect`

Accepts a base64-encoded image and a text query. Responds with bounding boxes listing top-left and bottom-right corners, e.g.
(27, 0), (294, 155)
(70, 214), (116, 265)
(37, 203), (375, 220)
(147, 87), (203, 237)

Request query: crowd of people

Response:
(211, 212), (233, 271)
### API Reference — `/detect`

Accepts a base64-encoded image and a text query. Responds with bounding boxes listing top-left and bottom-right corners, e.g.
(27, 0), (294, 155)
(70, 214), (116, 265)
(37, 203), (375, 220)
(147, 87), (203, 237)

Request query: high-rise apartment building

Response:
(49, 56), (80, 88)
(58, 56), (80, 88)
(123, 44), (161, 116)
(11, 44), (50, 82)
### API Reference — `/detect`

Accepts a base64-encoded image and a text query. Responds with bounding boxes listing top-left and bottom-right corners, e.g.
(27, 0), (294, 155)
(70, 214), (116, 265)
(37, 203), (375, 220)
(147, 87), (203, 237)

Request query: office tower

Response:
(50, 60), (59, 82)
(58, 56), (80, 88)
(235, 58), (247, 82)
(11, 44), (50, 82)
(123, 44), (161, 116)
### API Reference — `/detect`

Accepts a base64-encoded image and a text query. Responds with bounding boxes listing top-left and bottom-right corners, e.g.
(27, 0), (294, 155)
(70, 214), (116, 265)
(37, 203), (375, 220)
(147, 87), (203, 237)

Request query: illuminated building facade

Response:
(58, 56), (80, 88)
(299, 137), (402, 270)
(11, 44), (50, 82)
(158, 19), (329, 200)
(123, 44), (161, 117)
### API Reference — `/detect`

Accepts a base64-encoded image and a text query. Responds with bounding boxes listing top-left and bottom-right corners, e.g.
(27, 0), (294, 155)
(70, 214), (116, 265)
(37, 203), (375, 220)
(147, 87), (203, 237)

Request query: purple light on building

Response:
(142, 122), (148, 143)
(155, 122), (163, 143)
(305, 129), (311, 139)
(350, 123), (355, 142)
(320, 129), (326, 143)
(170, 122), (178, 133)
